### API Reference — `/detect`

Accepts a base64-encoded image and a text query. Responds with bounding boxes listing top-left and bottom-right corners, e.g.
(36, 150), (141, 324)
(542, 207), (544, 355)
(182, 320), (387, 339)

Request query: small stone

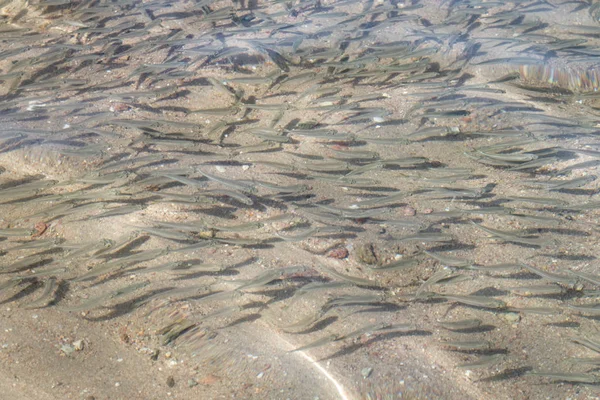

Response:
(296, 120), (318, 130)
(60, 344), (75, 356)
(120, 332), (130, 344)
(188, 379), (198, 388)
(361, 367), (373, 379)
(503, 312), (521, 324)
(199, 374), (219, 385)
(422, 208), (433, 214)
(402, 206), (416, 216)
(73, 340), (84, 351)
(215, 166), (226, 173)
(166, 376), (175, 388)
(32, 221), (47, 237)
(196, 229), (215, 239)
(355, 243), (377, 265)
(327, 247), (349, 259)
(150, 349), (160, 361)
(111, 102), (130, 112)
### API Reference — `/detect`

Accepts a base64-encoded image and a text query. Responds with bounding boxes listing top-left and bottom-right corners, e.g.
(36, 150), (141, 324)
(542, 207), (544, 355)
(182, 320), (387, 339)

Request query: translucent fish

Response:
(457, 354), (503, 369)
(23, 278), (58, 309)
(526, 371), (600, 384)
(438, 319), (483, 331)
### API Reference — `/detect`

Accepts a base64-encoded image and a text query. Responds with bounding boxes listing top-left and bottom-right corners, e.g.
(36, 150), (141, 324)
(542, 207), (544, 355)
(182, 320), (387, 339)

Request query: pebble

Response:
(60, 344), (75, 356)
(110, 103), (130, 112)
(503, 313), (521, 324)
(73, 340), (84, 351)
(355, 243), (377, 265)
(188, 379), (198, 388)
(402, 206), (416, 216)
(327, 247), (349, 259)
(166, 376), (175, 388)
(361, 367), (373, 379)
(199, 374), (219, 385)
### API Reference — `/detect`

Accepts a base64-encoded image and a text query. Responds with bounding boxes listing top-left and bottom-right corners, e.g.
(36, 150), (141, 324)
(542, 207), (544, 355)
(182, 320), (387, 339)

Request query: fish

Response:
(61, 281), (150, 312)
(423, 250), (473, 268)
(441, 340), (492, 351)
(457, 354), (503, 369)
(127, 226), (194, 242)
(438, 319), (483, 331)
(318, 265), (376, 287)
(370, 256), (419, 272)
(470, 222), (550, 247)
(195, 168), (257, 193)
(441, 294), (507, 310)
(415, 267), (455, 299)
(520, 264), (576, 286)
(75, 249), (166, 282)
(567, 303), (600, 316)
(508, 307), (561, 316)
(548, 176), (597, 191)
(282, 310), (328, 332)
(526, 372), (600, 384)
(396, 232), (454, 243)
(289, 334), (339, 353)
(90, 205), (144, 220)
(569, 358), (600, 366)
(235, 266), (308, 292)
(510, 285), (565, 296)
(325, 294), (385, 308)
(23, 278), (58, 309)
(570, 336), (600, 353)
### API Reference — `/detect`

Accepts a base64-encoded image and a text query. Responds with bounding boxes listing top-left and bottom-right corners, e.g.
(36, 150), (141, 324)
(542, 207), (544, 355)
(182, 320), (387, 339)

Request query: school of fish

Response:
(1, 0), (600, 398)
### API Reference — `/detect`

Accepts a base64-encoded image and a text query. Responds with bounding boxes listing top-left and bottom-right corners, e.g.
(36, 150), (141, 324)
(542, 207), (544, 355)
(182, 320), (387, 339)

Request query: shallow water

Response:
(1, 0), (600, 399)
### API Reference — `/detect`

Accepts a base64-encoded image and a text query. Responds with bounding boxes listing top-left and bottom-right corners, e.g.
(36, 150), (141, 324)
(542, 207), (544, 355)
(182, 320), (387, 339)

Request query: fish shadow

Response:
(0, 280), (40, 305)
(224, 313), (262, 328)
(522, 228), (590, 237)
(545, 321), (580, 328)
(554, 188), (599, 196)
(351, 303), (407, 314)
(173, 269), (239, 281)
(84, 287), (182, 321)
(539, 253), (596, 261)
(444, 324), (497, 334)
(470, 287), (510, 296)
(490, 271), (541, 280)
(319, 329), (432, 361)
(293, 316), (339, 335)
(449, 348), (509, 356)
(478, 366), (533, 382)
(426, 243), (477, 253)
